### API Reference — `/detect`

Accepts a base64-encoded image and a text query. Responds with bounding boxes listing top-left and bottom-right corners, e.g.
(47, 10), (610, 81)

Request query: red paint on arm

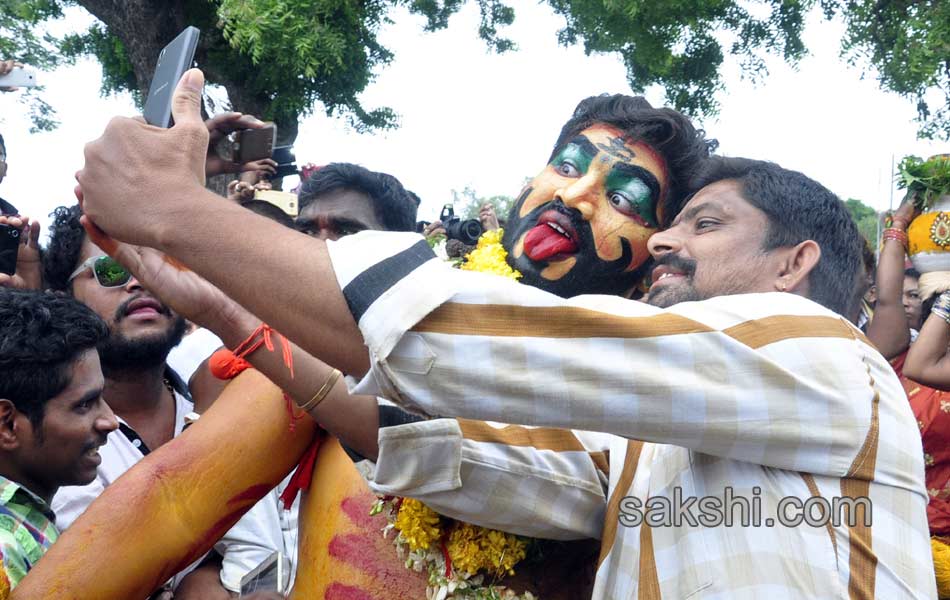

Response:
(325, 583), (378, 600)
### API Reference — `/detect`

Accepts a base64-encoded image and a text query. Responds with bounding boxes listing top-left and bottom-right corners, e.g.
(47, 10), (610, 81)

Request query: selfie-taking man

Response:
(73, 71), (936, 597)
(0, 288), (117, 591)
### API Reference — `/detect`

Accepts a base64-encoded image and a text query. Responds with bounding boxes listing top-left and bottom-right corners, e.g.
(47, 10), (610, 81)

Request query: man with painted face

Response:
(73, 70), (935, 597)
(501, 94), (712, 298)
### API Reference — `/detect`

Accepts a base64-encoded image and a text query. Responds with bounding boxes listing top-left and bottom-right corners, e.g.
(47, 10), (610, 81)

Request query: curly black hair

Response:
(297, 163), (417, 232)
(0, 288), (108, 429)
(550, 94), (717, 227)
(43, 204), (85, 292)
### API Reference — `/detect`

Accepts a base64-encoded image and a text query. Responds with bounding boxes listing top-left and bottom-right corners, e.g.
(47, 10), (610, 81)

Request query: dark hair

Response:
(297, 163), (417, 232)
(693, 157), (862, 317)
(905, 267), (921, 280)
(43, 205), (85, 292)
(0, 133), (5, 154)
(0, 288), (108, 428)
(861, 238), (876, 283)
(240, 199), (295, 229)
(844, 236), (878, 324)
(550, 95), (717, 226)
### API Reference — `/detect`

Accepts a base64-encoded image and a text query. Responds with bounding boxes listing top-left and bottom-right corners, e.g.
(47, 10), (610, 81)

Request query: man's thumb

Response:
(171, 68), (205, 127)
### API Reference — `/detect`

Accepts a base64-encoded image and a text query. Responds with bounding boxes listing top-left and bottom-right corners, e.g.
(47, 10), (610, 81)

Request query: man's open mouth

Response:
(523, 210), (580, 261)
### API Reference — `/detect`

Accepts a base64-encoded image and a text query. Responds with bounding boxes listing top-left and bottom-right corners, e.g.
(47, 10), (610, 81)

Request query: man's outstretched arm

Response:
(77, 69), (368, 375)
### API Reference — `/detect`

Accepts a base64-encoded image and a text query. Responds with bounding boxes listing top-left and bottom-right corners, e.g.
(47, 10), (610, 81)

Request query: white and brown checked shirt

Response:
(326, 231), (935, 599)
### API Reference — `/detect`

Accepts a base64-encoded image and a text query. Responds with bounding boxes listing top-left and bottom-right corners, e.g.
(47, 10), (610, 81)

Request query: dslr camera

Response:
(439, 204), (483, 246)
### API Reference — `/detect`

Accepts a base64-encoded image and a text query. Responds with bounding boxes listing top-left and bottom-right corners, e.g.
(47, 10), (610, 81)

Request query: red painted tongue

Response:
(524, 224), (578, 261)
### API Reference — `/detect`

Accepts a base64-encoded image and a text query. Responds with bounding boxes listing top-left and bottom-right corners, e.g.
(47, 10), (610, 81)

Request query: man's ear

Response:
(777, 240), (821, 293)
(0, 400), (22, 451)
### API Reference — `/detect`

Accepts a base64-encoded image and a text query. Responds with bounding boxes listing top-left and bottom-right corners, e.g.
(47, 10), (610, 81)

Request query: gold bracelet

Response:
(297, 369), (342, 412)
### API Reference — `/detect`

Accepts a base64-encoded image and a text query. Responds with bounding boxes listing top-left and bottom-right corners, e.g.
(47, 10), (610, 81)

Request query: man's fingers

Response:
(27, 221), (40, 247)
(170, 68), (206, 128)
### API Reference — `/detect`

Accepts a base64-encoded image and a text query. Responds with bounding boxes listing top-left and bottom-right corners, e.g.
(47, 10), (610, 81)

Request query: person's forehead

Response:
(77, 236), (104, 264)
(299, 188), (376, 219)
(48, 349), (103, 408)
(680, 179), (757, 217)
(576, 124), (666, 168)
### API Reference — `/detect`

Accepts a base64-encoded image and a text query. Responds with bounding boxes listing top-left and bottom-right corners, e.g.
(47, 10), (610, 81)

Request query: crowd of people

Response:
(0, 64), (947, 599)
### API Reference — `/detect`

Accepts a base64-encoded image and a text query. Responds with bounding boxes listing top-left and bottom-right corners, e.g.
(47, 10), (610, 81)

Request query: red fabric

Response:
(206, 323), (319, 506)
(279, 435), (324, 510)
(893, 352), (950, 535)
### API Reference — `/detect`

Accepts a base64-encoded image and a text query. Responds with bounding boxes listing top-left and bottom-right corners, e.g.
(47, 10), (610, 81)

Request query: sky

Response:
(0, 2), (945, 237)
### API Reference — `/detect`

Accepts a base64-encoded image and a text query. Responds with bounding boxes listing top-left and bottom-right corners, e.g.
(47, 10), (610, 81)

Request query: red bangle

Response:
(882, 228), (908, 248)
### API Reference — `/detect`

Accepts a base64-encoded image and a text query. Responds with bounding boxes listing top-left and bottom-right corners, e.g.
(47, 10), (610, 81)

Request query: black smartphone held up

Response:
(231, 124), (277, 164)
(267, 145), (298, 180)
(0, 224), (20, 276)
(143, 26), (200, 128)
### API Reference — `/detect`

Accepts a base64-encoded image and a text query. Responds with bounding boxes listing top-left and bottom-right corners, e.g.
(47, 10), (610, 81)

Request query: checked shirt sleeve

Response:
(365, 418), (611, 540)
(326, 231), (919, 488)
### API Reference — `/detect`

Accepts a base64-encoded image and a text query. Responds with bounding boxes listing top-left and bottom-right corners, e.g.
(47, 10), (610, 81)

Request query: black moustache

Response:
(651, 255), (697, 279)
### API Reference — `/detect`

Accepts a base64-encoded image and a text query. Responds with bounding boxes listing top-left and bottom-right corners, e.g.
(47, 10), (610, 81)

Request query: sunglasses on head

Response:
(68, 255), (132, 288)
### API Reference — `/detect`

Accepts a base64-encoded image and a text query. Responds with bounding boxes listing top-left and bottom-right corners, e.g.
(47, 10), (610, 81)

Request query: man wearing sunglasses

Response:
(40, 204), (219, 596)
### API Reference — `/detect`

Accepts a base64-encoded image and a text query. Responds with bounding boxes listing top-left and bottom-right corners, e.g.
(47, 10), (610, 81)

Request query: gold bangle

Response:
(297, 369), (342, 412)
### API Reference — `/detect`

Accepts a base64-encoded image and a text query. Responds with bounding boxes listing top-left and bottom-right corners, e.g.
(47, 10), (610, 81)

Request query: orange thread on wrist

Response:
(209, 323), (302, 431)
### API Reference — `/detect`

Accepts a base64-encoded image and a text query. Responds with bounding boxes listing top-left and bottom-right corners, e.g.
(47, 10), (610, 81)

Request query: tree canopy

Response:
(1, 0), (948, 140)
(844, 197), (879, 249)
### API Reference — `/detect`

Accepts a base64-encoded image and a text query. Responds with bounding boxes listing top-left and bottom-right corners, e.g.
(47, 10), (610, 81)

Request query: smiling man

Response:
(71, 72), (936, 597)
(502, 94), (712, 298)
(0, 288), (117, 591)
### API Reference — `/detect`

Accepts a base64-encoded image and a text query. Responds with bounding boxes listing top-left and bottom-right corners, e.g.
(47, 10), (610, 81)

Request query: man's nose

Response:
(123, 275), (143, 292)
(96, 403), (119, 433)
(647, 225), (683, 259)
(555, 176), (598, 220)
(316, 229), (338, 242)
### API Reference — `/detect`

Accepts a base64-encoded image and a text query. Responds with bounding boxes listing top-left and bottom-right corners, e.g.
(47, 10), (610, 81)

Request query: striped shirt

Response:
(0, 477), (59, 593)
(327, 231), (936, 599)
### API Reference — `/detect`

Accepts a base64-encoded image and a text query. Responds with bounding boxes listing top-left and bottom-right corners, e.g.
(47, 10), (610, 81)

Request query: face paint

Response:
(502, 124), (668, 298)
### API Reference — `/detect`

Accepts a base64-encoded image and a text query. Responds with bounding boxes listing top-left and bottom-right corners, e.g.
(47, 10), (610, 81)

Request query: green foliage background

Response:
(844, 197), (879, 250)
(1, 0), (948, 140)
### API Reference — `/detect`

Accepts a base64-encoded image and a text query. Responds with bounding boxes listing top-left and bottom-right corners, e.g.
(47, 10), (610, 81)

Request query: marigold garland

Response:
(460, 229), (522, 281)
(370, 229), (536, 600)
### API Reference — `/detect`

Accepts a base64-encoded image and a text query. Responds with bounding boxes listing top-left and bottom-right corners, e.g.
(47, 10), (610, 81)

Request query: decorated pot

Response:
(908, 194), (950, 273)
(290, 438), (599, 600)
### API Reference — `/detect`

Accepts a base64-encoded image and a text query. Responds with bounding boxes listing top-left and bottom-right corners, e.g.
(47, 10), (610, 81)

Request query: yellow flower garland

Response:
(460, 229), (522, 281)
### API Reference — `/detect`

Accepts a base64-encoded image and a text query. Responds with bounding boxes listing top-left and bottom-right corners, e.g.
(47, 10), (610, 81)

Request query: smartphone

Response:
(231, 124), (277, 163)
(0, 224), (20, 276)
(254, 190), (298, 216)
(240, 551), (286, 595)
(143, 26), (200, 128)
(267, 146), (298, 180)
(0, 67), (38, 88)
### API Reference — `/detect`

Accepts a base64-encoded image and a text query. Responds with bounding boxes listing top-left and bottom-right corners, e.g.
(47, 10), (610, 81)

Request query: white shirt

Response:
(328, 231), (936, 599)
(166, 327), (223, 384)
